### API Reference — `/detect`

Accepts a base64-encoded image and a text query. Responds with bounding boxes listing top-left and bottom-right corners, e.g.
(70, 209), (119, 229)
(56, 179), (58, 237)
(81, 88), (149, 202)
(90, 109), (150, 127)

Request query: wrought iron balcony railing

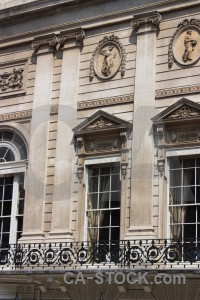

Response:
(0, 239), (200, 270)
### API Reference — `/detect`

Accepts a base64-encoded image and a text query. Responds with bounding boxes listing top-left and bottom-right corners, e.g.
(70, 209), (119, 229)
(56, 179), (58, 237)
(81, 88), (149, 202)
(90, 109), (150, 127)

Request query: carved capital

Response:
(31, 35), (58, 51)
(131, 12), (162, 30)
(58, 30), (85, 46)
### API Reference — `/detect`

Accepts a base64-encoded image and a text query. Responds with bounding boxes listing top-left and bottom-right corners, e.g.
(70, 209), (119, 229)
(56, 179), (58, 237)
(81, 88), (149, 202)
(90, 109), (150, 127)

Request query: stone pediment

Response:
(73, 110), (131, 136)
(152, 98), (200, 124)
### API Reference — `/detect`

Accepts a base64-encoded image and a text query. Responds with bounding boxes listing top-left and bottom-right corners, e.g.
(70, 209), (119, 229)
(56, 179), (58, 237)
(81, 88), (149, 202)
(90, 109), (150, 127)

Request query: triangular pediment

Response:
(152, 98), (200, 124)
(73, 110), (131, 136)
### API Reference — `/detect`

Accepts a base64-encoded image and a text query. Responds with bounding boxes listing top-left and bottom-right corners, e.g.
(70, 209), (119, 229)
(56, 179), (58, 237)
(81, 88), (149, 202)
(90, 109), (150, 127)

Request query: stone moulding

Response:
(155, 85), (200, 98)
(0, 105), (58, 122)
(89, 34), (126, 81)
(131, 12), (162, 29)
(0, 68), (24, 93)
(77, 94), (134, 110)
(168, 18), (200, 68)
(31, 30), (85, 50)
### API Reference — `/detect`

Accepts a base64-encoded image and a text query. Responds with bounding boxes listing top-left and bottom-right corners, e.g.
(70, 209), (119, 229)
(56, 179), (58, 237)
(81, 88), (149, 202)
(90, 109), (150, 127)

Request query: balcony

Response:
(0, 239), (199, 270)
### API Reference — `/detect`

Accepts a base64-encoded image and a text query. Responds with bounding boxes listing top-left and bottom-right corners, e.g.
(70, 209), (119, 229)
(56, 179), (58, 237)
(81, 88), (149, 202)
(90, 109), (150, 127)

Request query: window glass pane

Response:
(183, 168), (195, 186)
(111, 164), (120, 174)
(0, 147), (7, 160)
(170, 206), (182, 224)
(99, 193), (109, 209)
(197, 206), (200, 223)
(99, 228), (109, 241)
(170, 170), (181, 187)
(87, 193), (98, 210)
(111, 210), (120, 226)
(111, 227), (120, 241)
(170, 158), (182, 169)
(100, 167), (110, 175)
(2, 201), (12, 216)
(88, 167), (99, 177)
(170, 225), (182, 240)
(110, 192), (120, 208)
(111, 174), (121, 191)
(1, 234), (9, 246)
(183, 206), (196, 223)
(87, 211), (98, 228)
(184, 224), (196, 239)
(3, 132), (13, 142)
(183, 186), (195, 204)
(183, 158), (195, 168)
(5, 177), (13, 185)
(0, 178), (4, 185)
(87, 228), (98, 243)
(196, 158), (200, 167)
(17, 216), (23, 232)
(99, 210), (110, 227)
(2, 218), (10, 232)
(100, 176), (110, 192)
(18, 199), (24, 215)
(88, 177), (98, 193)
(197, 168), (200, 185)
(4, 148), (15, 162)
(169, 188), (181, 205)
(4, 185), (13, 200)
(0, 186), (3, 199)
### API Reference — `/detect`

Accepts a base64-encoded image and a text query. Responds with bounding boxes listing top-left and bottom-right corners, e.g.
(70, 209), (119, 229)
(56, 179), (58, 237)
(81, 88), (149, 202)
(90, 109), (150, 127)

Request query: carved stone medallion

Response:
(168, 19), (200, 68)
(90, 34), (126, 81)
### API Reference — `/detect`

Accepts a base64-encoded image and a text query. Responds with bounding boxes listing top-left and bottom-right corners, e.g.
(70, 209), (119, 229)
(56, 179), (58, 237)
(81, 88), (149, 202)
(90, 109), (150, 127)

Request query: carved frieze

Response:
(89, 34), (126, 81)
(77, 94), (134, 110)
(131, 12), (162, 29)
(155, 85), (200, 98)
(168, 19), (200, 68)
(166, 128), (198, 144)
(85, 137), (121, 153)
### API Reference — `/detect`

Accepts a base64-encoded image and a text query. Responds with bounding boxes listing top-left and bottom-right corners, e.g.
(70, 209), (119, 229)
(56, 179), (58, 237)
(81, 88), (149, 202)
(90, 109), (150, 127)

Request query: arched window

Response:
(0, 129), (27, 246)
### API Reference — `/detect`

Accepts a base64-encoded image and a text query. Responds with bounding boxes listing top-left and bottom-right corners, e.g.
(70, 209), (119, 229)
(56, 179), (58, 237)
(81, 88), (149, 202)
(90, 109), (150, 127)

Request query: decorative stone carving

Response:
(32, 30), (85, 51)
(155, 85), (200, 98)
(168, 18), (200, 68)
(58, 30), (85, 45)
(73, 110), (131, 182)
(158, 162), (165, 177)
(131, 12), (162, 29)
(89, 34), (126, 81)
(77, 94), (134, 110)
(88, 116), (117, 129)
(0, 68), (24, 92)
(166, 104), (200, 119)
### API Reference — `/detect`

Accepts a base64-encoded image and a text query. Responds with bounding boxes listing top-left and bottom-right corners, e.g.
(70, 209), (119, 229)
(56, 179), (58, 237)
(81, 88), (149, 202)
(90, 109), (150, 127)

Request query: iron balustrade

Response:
(0, 239), (200, 269)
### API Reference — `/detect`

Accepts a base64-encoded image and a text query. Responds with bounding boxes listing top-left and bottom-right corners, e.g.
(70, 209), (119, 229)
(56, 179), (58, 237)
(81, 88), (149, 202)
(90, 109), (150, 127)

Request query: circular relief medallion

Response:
(173, 26), (200, 66)
(94, 42), (122, 79)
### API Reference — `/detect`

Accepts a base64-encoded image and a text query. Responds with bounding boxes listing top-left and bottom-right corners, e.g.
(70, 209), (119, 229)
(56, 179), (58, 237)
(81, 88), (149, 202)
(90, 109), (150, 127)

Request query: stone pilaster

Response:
(125, 13), (162, 239)
(46, 29), (85, 242)
(20, 35), (55, 243)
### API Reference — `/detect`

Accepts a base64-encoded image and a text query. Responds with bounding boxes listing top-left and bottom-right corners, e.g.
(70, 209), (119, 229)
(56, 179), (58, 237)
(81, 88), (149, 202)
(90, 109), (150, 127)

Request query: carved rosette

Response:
(0, 68), (24, 93)
(131, 12), (162, 30)
(89, 34), (126, 81)
(168, 18), (200, 68)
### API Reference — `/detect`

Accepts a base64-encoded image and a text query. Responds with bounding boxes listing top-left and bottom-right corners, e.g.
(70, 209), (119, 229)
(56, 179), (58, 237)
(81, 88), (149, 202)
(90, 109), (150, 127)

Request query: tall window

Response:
(0, 130), (27, 246)
(169, 157), (200, 241)
(86, 163), (121, 244)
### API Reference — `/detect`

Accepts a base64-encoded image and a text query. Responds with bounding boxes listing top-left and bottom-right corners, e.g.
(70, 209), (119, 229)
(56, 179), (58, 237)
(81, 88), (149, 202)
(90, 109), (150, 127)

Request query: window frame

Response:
(84, 156), (121, 242)
(166, 147), (200, 239)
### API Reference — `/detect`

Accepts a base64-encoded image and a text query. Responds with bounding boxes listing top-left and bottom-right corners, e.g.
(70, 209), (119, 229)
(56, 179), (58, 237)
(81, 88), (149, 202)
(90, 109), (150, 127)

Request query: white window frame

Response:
(84, 155), (121, 242)
(0, 142), (26, 245)
(166, 147), (200, 239)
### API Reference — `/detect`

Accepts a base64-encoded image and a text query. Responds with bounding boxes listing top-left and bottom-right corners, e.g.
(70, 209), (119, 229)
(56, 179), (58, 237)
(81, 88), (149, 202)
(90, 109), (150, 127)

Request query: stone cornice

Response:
(0, 105), (58, 122)
(31, 30), (85, 51)
(156, 85), (200, 99)
(131, 12), (162, 30)
(77, 94), (134, 110)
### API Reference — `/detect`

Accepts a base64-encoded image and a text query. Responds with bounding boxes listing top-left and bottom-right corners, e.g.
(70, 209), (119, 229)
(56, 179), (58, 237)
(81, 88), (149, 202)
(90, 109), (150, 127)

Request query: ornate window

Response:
(153, 98), (200, 240)
(0, 130), (27, 246)
(73, 110), (131, 242)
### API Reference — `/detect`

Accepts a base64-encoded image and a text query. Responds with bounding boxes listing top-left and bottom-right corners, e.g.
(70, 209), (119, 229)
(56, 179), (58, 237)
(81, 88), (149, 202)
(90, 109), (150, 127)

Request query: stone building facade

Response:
(0, 0), (200, 299)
